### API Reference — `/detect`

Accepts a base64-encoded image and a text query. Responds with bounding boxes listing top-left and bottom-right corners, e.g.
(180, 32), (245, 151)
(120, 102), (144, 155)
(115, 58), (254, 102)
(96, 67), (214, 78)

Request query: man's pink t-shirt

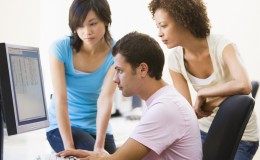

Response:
(130, 85), (202, 160)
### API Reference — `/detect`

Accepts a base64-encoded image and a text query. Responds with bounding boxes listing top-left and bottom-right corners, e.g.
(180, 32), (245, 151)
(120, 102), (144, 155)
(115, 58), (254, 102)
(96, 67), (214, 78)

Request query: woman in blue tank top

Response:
(46, 0), (116, 154)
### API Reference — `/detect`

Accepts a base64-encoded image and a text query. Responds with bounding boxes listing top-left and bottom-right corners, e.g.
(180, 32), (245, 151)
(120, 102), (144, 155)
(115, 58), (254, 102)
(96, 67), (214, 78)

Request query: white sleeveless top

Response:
(168, 34), (259, 141)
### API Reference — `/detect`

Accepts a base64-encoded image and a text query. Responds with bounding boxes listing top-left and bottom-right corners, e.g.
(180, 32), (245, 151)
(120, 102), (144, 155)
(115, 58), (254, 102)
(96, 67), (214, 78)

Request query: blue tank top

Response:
(46, 36), (114, 135)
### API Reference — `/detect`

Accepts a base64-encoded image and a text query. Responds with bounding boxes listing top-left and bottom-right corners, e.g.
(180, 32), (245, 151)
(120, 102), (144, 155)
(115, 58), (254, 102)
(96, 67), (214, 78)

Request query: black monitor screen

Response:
(0, 43), (49, 136)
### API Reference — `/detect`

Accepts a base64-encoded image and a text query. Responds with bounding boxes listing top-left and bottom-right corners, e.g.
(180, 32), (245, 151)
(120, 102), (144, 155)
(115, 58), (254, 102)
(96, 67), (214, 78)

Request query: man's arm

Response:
(103, 138), (150, 160)
(57, 138), (151, 160)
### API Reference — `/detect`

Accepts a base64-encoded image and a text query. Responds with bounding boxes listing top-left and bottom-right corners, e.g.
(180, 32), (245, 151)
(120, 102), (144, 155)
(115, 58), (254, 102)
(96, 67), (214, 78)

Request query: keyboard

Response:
(34, 153), (77, 160)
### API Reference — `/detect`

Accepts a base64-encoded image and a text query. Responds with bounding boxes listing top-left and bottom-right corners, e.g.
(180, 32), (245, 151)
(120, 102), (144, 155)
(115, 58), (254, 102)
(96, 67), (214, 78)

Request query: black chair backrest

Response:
(251, 81), (259, 98)
(203, 95), (255, 160)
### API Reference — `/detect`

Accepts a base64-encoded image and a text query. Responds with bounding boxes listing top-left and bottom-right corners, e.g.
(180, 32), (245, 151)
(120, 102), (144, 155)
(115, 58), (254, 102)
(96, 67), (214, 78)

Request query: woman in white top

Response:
(148, 0), (259, 159)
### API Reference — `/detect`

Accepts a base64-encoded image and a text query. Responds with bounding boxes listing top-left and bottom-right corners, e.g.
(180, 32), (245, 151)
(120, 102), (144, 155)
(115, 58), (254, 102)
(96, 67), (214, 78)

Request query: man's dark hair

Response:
(112, 32), (165, 80)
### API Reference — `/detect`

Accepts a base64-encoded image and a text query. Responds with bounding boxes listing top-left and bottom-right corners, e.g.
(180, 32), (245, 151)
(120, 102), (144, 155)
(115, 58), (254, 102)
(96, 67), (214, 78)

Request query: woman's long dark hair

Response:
(69, 0), (112, 52)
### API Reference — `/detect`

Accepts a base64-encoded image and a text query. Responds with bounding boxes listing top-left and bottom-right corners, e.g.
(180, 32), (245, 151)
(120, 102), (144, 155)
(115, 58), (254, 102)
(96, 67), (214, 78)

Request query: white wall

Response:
(1, 0), (260, 159)
(206, 0), (260, 81)
(40, 0), (72, 103)
(0, 0), (40, 46)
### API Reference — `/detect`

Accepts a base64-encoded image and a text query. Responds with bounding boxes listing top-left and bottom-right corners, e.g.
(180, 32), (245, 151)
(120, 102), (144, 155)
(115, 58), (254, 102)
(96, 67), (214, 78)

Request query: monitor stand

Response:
(0, 92), (3, 160)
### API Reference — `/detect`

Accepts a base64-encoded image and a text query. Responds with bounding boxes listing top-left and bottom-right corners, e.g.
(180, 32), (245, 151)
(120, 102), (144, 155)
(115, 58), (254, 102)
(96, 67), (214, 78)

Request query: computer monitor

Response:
(0, 43), (49, 159)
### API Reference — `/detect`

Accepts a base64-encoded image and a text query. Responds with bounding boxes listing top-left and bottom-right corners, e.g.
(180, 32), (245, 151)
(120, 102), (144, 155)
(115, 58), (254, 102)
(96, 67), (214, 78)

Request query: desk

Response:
(4, 128), (51, 159)
(3, 117), (139, 159)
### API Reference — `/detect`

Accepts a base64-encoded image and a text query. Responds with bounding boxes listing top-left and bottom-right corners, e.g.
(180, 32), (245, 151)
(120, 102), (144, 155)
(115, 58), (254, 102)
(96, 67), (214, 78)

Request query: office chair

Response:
(251, 81), (259, 98)
(202, 95), (255, 160)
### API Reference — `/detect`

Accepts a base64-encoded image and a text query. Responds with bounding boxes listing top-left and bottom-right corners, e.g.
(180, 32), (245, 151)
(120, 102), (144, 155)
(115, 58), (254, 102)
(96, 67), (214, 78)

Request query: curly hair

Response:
(148, 0), (211, 38)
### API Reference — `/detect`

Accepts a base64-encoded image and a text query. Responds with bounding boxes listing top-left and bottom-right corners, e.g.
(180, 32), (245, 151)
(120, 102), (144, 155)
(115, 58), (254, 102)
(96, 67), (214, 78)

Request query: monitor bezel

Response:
(0, 43), (49, 135)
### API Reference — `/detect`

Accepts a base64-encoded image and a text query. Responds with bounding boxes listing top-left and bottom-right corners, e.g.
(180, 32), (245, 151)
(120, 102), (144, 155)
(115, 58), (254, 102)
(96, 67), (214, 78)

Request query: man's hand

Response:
(57, 149), (93, 158)
(57, 149), (110, 160)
